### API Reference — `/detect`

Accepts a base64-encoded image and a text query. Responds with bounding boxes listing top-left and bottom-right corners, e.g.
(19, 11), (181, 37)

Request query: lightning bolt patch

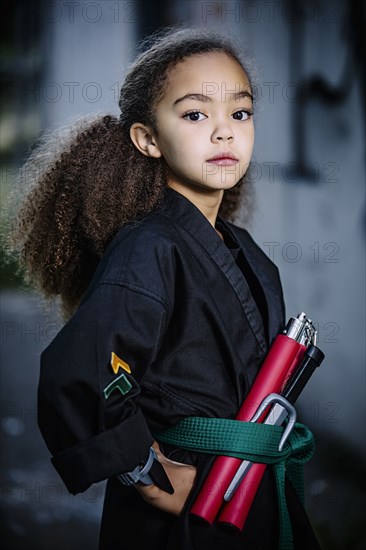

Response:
(111, 352), (131, 375)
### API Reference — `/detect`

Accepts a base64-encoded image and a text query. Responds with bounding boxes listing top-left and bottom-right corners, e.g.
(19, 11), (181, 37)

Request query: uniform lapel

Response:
(225, 221), (286, 345)
(161, 189), (268, 355)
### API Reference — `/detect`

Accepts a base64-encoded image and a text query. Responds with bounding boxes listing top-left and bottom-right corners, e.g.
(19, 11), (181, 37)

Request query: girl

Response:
(10, 26), (321, 550)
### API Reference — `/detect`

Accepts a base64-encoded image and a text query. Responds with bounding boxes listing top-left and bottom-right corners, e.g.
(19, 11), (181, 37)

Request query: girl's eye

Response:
(183, 111), (207, 122)
(232, 110), (253, 121)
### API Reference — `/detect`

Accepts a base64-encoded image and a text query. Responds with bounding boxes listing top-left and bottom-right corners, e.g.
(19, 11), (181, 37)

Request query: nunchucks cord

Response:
(155, 417), (315, 550)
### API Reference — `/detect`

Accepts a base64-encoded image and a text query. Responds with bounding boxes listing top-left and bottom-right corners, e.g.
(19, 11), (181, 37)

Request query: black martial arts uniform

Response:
(38, 188), (321, 550)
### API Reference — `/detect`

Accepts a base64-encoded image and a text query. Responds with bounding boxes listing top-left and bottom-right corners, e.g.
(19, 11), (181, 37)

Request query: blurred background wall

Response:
(1, 1), (365, 549)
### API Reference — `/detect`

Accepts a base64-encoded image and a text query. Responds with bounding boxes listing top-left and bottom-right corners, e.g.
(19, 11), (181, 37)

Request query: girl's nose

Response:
(211, 124), (233, 142)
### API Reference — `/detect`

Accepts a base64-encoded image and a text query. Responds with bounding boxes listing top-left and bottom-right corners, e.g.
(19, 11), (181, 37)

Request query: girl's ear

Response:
(129, 123), (162, 158)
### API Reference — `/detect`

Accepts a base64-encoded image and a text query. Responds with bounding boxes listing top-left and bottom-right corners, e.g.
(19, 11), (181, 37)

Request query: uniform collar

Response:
(160, 188), (268, 354)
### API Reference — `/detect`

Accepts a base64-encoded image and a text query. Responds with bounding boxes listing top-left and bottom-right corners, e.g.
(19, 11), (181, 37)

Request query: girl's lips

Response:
(207, 157), (239, 166)
(206, 153), (239, 166)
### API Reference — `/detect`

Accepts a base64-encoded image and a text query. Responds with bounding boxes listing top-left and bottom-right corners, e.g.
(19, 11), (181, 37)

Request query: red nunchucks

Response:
(190, 312), (318, 530)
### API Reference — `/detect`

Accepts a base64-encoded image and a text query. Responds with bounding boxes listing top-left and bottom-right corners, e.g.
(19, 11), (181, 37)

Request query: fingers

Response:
(135, 483), (181, 516)
(134, 455), (197, 516)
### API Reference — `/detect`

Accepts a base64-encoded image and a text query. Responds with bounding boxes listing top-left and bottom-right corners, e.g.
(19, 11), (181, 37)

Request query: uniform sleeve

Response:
(38, 282), (170, 494)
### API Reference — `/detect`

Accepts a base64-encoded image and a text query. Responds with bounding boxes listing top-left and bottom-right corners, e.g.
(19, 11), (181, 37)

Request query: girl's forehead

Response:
(162, 51), (251, 101)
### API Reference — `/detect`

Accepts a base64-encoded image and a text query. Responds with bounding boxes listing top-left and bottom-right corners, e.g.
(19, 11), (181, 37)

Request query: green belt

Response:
(155, 417), (315, 550)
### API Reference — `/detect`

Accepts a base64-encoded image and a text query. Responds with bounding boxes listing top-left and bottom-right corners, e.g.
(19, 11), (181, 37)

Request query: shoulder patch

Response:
(103, 373), (132, 400)
(111, 352), (131, 374)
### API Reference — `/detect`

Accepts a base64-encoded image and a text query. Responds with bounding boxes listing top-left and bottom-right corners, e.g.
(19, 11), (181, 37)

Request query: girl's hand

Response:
(134, 441), (197, 516)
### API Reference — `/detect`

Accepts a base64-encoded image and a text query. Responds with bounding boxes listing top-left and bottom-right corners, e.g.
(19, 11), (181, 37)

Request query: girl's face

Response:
(153, 51), (254, 201)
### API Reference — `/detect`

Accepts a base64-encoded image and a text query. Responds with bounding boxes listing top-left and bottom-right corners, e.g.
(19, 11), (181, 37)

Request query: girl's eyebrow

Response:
(173, 90), (253, 106)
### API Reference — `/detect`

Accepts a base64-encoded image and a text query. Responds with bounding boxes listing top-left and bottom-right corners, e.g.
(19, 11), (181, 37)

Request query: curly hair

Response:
(8, 26), (256, 318)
